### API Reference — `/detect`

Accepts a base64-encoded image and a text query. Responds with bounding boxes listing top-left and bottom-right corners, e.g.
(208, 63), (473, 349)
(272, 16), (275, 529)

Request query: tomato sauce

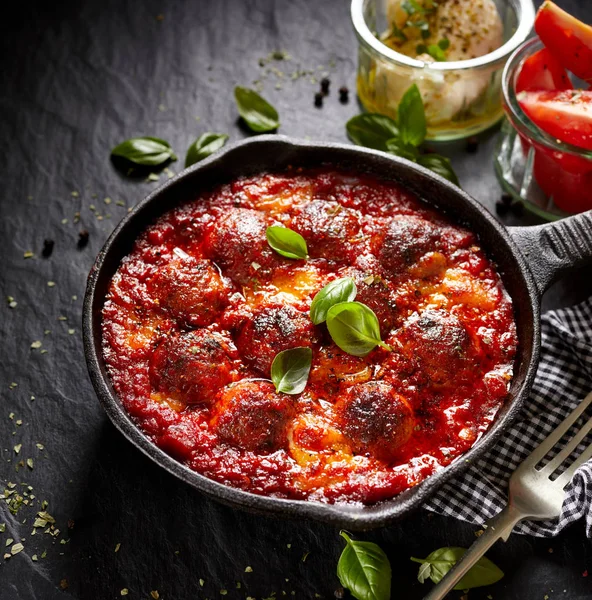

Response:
(102, 168), (517, 504)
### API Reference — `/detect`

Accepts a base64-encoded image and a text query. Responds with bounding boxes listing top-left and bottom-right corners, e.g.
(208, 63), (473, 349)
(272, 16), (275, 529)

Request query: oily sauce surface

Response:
(102, 169), (517, 504)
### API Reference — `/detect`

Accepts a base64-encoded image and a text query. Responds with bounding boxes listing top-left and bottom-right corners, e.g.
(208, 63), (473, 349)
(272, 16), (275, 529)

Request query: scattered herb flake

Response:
(23, 251), (34, 259)
(26, 459), (33, 470)
(6, 538), (13, 546)
(47, 281), (56, 287)
(150, 592), (160, 600)
(245, 566), (253, 573)
(115, 542), (121, 553)
(30, 341), (42, 350)
(14, 445), (21, 454)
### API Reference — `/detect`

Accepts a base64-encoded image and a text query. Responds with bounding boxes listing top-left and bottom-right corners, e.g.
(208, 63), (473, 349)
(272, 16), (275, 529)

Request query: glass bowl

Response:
(495, 37), (592, 220)
(350, 0), (535, 141)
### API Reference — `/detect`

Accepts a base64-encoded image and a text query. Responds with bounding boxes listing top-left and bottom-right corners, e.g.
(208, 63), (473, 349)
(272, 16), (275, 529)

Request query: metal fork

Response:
(424, 391), (592, 600)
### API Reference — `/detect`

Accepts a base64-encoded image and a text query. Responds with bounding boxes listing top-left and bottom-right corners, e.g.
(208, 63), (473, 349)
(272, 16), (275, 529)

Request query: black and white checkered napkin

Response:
(426, 297), (592, 538)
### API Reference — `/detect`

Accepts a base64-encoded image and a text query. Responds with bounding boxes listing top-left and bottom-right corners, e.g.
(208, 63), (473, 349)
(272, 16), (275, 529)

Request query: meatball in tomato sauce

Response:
(150, 330), (239, 405)
(395, 309), (477, 387)
(151, 257), (231, 327)
(203, 208), (282, 285)
(234, 303), (317, 376)
(211, 381), (295, 452)
(290, 200), (361, 261)
(373, 215), (442, 275)
(335, 381), (415, 463)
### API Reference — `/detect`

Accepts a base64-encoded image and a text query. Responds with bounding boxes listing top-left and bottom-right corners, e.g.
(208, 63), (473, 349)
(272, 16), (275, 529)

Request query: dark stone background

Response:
(1, 0), (591, 598)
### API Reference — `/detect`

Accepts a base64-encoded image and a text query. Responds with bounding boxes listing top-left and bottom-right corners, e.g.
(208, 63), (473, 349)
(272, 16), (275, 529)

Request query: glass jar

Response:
(351, 0), (535, 141)
(495, 38), (592, 219)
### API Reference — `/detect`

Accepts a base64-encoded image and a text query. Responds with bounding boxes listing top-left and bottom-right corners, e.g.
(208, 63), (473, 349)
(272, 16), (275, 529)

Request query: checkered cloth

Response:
(426, 297), (592, 537)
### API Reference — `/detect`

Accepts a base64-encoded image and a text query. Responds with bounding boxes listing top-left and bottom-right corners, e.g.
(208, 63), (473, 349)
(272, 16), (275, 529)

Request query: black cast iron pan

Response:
(83, 136), (592, 530)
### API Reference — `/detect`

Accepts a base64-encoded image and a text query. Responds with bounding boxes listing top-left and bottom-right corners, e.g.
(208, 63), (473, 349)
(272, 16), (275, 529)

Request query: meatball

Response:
(151, 257), (231, 327)
(235, 303), (317, 376)
(373, 215), (441, 275)
(290, 200), (361, 260)
(211, 380), (295, 452)
(339, 267), (399, 333)
(334, 381), (414, 462)
(150, 330), (238, 405)
(396, 309), (473, 386)
(203, 208), (282, 284)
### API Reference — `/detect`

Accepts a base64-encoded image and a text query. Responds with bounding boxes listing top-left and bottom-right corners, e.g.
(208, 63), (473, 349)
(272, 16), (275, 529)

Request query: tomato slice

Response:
(515, 48), (572, 93)
(535, 1), (592, 82)
(517, 90), (592, 151)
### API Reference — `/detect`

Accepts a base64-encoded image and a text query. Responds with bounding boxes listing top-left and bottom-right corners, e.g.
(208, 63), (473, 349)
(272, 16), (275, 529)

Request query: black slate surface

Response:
(1, 0), (591, 599)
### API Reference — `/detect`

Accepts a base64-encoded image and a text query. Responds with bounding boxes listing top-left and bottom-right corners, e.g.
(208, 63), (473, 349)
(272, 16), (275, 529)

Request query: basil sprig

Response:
(270, 347), (312, 395)
(397, 84), (427, 147)
(234, 86), (280, 132)
(337, 532), (391, 600)
(111, 137), (177, 166)
(266, 226), (308, 259)
(345, 83), (460, 185)
(326, 302), (391, 357)
(346, 114), (399, 151)
(185, 133), (228, 167)
(309, 277), (357, 325)
(411, 547), (504, 590)
(418, 154), (459, 186)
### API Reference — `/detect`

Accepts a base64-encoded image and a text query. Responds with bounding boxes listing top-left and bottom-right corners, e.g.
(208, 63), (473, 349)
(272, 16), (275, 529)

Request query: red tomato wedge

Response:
(518, 90), (592, 151)
(516, 48), (572, 92)
(535, 1), (592, 82)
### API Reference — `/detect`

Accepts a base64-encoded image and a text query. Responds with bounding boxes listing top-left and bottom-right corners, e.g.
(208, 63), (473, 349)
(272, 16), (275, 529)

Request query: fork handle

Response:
(422, 505), (524, 600)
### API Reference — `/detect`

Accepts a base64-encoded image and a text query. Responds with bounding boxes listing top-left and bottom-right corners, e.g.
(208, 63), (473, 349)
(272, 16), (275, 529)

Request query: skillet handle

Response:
(508, 211), (592, 294)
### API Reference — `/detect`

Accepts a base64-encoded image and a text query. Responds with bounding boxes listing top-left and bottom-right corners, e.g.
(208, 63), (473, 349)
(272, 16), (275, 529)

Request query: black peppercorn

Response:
(339, 86), (349, 103)
(466, 136), (479, 153)
(320, 77), (330, 95)
(511, 200), (524, 216)
(42, 239), (55, 258)
(78, 229), (90, 248)
(314, 92), (324, 108)
(495, 201), (509, 216)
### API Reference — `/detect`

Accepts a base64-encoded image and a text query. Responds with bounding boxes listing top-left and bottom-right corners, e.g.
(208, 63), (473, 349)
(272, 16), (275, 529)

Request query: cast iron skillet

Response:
(83, 136), (592, 530)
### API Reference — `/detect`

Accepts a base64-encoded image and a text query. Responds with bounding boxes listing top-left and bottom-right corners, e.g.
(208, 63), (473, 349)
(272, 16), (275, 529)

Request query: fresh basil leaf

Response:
(185, 133), (229, 167)
(427, 44), (447, 61)
(417, 154), (460, 186)
(438, 38), (450, 50)
(310, 277), (357, 325)
(411, 547), (504, 590)
(266, 226), (308, 259)
(326, 302), (391, 357)
(385, 138), (420, 162)
(271, 347), (312, 394)
(402, 0), (425, 15)
(397, 84), (427, 147)
(417, 562), (432, 584)
(346, 114), (399, 151)
(111, 137), (177, 166)
(234, 86), (279, 132)
(337, 532), (391, 600)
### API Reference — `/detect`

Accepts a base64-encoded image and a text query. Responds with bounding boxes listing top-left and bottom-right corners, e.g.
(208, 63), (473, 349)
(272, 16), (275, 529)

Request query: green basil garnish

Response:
(411, 547), (504, 590)
(310, 277), (357, 325)
(417, 154), (459, 185)
(234, 86), (280, 132)
(385, 138), (420, 162)
(266, 226), (308, 259)
(185, 133), (229, 167)
(337, 531), (391, 600)
(270, 347), (312, 395)
(111, 137), (177, 166)
(326, 302), (391, 357)
(346, 114), (399, 151)
(397, 83), (427, 147)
